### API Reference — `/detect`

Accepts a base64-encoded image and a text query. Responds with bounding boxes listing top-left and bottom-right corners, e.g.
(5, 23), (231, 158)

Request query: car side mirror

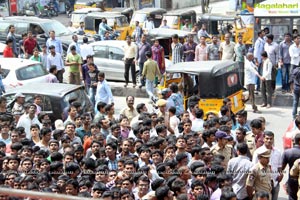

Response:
(109, 51), (114, 54)
(39, 34), (46, 39)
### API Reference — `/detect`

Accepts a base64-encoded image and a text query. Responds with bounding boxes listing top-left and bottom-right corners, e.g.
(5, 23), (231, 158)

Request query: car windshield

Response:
(43, 21), (71, 36)
(16, 64), (48, 81)
(131, 13), (147, 24)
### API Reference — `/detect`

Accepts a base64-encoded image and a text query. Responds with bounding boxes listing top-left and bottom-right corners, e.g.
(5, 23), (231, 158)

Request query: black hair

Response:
(236, 143), (248, 155)
(250, 119), (262, 129)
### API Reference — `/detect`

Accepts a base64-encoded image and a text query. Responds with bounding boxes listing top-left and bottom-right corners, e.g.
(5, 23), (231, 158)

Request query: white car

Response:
(0, 58), (49, 91)
(90, 40), (172, 84)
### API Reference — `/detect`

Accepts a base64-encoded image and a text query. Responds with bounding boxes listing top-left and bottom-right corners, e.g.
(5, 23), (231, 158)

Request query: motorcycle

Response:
(19, 1), (39, 16)
(44, 1), (58, 17)
(93, 31), (121, 41)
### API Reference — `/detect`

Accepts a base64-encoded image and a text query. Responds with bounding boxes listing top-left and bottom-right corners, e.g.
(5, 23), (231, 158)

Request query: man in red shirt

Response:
(3, 39), (14, 58)
(23, 31), (37, 58)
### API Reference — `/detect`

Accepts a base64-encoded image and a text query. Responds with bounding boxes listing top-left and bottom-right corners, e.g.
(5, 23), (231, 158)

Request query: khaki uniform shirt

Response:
(245, 131), (256, 156)
(211, 144), (233, 166)
(120, 107), (138, 123)
(246, 163), (273, 199)
(290, 158), (300, 199)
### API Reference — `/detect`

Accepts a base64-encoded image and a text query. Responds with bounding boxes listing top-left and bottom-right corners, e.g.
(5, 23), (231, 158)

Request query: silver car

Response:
(90, 40), (140, 84)
(90, 40), (172, 84)
(0, 58), (49, 91)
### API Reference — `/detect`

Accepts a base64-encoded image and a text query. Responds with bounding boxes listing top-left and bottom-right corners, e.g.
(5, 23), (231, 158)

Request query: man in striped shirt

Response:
(171, 34), (183, 64)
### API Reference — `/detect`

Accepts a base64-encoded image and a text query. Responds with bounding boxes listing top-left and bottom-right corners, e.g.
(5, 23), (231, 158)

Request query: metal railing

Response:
(0, 187), (89, 200)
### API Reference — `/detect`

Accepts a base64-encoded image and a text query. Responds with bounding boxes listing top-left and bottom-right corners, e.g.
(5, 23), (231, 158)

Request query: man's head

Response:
(224, 33), (231, 43)
(49, 45), (55, 53)
(126, 36), (131, 44)
(257, 148), (271, 166)
(8, 25), (15, 33)
(263, 131), (274, 148)
(172, 34), (179, 43)
(266, 34), (274, 44)
(49, 30), (55, 39)
(236, 143), (248, 156)
(70, 45), (76, 54)
(126, 96), (135, 108)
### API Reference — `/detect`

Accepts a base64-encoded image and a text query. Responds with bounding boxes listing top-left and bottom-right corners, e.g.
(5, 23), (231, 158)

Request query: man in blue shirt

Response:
(46, 30), (63, 54)
(98, 18), (112, 41)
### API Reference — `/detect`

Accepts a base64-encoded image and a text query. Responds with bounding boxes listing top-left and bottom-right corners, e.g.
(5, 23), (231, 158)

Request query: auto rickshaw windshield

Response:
(131, 13), (147, 23)
(116, 16), (129, 26)
(164, 16), (178, 26)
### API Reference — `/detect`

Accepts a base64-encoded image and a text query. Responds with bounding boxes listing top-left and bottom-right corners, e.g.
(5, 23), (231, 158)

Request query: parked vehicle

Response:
(199, 13), (254, 46)
(146, 28), (191, 59)
(89, 40), (171, 83)
(160, 60), (245, 115)
(0, 58), (49, 91)
(71, 7), (103, 28)
(19, 1), (40, 16)
(0, 17), (92, 55)
(84, 12), (130, 40)
(44, 1), (59, 17)
(163, 7), (200, 30)
(109, 7), (133, 25)
(130, 8), (166, 28)
(4, 83), (93, 121)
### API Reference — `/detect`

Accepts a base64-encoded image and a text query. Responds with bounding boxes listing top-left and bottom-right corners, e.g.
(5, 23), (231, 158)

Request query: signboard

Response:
(254, 0), (300, 17)
(139, 0), (154, 8)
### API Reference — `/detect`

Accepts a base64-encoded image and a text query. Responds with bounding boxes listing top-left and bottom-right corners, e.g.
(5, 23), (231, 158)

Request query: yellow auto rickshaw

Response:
(74, 0), (110, 11)
(146, 28), (191, 60)
(84, 12), (130, 40)
(160, 60), (245, 115)
(199, 13), (254, 46)
(71, 8), (103, 28)
(130, 8), (166, 28)
(163, 7), (201, 30)
(109, 7), (133, 25)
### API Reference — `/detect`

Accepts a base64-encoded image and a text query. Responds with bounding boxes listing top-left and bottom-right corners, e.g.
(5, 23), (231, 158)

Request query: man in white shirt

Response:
(123, 36), (138, 88)
(17, 104), (42, 139)
(261, 51), (273, 108)
(264, 34), (279, 91)
(289, 34), (300, 91)
(80, 37), (94, 64)
(219, 33), (235, 60)
(245, 53), (263, 112)
(142, 17), (155, 34)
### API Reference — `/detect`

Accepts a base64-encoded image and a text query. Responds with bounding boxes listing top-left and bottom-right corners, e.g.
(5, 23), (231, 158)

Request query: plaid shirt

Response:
(106, 157), (118, 170)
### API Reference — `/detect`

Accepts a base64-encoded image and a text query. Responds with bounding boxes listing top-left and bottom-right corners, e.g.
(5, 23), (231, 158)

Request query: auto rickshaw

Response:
(74, 0), (110, 11)
(71, 8), (103, 28)
(110, 7), (133, 24)
(130, 8), (166, 28)
(199, 13), (254, 46)
(160, 60), (245, 115)
(84, 12), (130, 40)
(146, 28), (192, 60)
(162, 7), (201, 30)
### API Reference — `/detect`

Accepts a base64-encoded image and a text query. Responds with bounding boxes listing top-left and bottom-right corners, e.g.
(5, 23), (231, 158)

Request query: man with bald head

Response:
(245, 52), (264, 112)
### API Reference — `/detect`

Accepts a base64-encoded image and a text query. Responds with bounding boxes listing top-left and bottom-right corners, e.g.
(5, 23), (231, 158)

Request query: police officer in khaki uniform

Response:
(246, 148), (273, 200)
(211, 130), (234, 166)
(245, 119), (265, 158)
(290, 158), (300, 199)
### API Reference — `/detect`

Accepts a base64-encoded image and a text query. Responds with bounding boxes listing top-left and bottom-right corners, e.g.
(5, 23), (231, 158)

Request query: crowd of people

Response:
(1, 16), (300, 200)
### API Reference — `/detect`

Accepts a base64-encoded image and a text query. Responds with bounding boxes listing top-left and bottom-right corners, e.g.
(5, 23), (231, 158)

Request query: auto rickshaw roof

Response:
(110, 7), (133, 14)
(72, 7), (103, 14)
(147, 28), (190, 39)
(200, 13), (237, 21)
(167, 60), (237, 75)
(86, 12), (125, 18)
(135, 8), (166, 14)
(164, 6), (202, 16)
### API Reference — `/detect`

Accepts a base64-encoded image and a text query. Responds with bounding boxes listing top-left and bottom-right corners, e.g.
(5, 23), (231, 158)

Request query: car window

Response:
(5, 94), (52, 113)
(43, 21), (71, 36)
(108, 47), (123, 61)
(0, 22), (10, 36)
(63, 88), (88, 109)
(93, 45), (107, 58)
(29, 24), (45, 35)
(16, 64), (48, 81)
(15, 23), (28, 35)
(1, 69), (10, 79)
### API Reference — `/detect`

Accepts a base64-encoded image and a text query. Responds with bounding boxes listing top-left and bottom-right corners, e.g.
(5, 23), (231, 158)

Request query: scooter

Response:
(19, 1), (39, 16)
(93, 31), (120, 41)
(44, 1), (58, 17)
